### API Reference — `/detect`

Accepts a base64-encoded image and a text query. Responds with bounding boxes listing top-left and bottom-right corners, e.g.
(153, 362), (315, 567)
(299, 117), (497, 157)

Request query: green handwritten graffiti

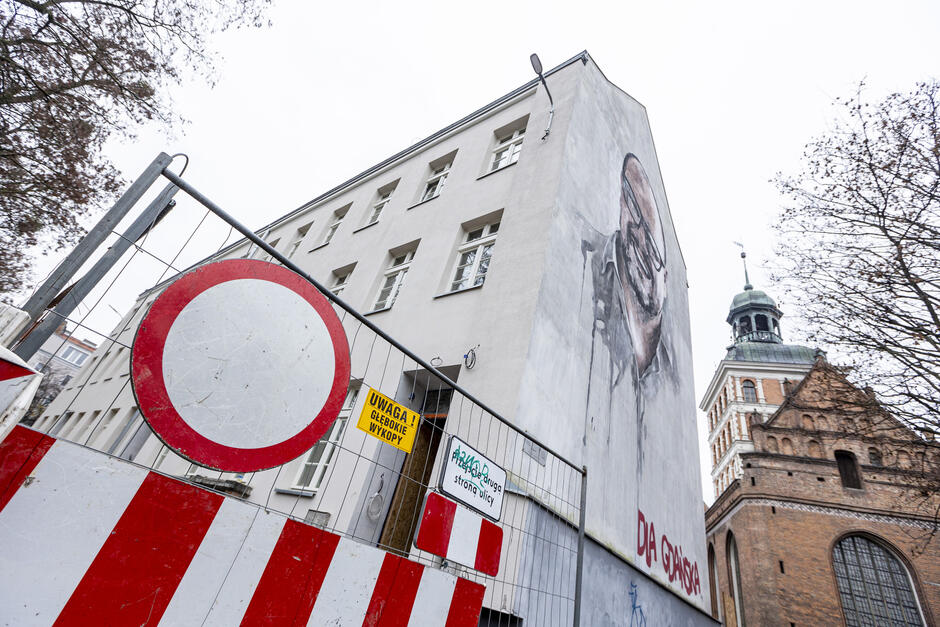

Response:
(451, 444), (490, 492)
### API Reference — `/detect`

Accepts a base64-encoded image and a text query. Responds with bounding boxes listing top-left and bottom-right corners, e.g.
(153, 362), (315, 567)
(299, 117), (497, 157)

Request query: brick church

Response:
(701, 267), (940, 626)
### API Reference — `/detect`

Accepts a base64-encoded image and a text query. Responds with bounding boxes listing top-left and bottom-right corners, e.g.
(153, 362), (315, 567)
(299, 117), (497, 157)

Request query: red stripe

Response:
(240, 519), (340, 626)
(0, 360), (33, 382)
(362, 553), (424, 627)
(444, 577), (487, 627)
(54, 472), (223, 626)
(0, 425), (54, 512)
(473, 519), (503, 577)
(415, 492), (457, 557)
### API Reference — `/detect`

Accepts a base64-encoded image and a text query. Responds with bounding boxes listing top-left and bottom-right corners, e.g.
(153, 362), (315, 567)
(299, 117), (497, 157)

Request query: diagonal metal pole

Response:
(19, 153), (174, 323)
(573, 466), (587, 627)
(14, 183), (179, 360)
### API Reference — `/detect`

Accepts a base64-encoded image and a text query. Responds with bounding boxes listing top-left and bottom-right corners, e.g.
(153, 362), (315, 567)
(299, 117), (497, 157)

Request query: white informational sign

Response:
(439, 436), (505, 522)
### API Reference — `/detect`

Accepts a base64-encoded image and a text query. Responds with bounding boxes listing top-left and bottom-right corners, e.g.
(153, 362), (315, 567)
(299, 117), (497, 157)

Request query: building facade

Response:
(703, 288), (940, 626)
(24, 323), (96, 424)
(33, 52), (714, 623)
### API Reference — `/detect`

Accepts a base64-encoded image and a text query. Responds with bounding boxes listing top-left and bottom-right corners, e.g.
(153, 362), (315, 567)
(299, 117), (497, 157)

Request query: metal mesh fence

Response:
(19, 161), (586, 626)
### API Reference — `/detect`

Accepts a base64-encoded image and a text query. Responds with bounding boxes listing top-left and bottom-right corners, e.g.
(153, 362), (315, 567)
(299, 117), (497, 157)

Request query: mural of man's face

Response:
(618, 154), (667, 374)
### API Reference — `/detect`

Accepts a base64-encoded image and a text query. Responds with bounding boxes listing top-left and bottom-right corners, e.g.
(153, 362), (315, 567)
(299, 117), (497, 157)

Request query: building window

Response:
(727, 532), (746, 627)
(421, 160), (452, 202)
(808, 439), (822, 458)
(801, 414), (815, 430)
(780, 437), (794, 455)
(741, 380), (757, 403)
(286, 222), (313, 258)
(868, 447), (883, 466)
(755, 314), (769, 332)
(331, 271), (351, 297)
(61, 346), (87, 366)
(832, 535), (926, 626)
(259, 238), (280, 262)
(708, 544), (721, 620)
(490, 127), (525, 172)
(367, 188), (394, 226)
(450, 221), (499, 292)
(835, 450), (862, 488)
(374, 249), (415, 311)
(323, 205), (350, 245)
(293, 386), (359, 493)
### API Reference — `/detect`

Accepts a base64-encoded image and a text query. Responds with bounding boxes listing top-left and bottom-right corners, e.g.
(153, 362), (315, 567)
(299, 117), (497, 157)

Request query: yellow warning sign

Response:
(356, 388), (420, 453)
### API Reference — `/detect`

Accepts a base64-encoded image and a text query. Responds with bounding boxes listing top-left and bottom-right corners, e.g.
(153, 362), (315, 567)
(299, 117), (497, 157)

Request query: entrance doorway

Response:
(379, 386), (453, 554)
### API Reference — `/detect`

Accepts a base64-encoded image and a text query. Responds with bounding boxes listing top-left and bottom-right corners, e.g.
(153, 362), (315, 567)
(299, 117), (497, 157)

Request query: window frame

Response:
(331, 271), (351, 297)
(286, 222), (313, 259)
(831, 534), (927, 626)
(367, 191), (393, 226)
(448, 221), (499, 292)
(741, 380), (757, 403)
(291, 385), (360, 492)
(373, 251), (414, 311)
(835, 450), (863, 489)
(258, 238), (280, 262)
(421, 161), (452, 202)
(489, 128), (526, 172)
(323, 206), (351, 245)
(61, 346), (88, 366)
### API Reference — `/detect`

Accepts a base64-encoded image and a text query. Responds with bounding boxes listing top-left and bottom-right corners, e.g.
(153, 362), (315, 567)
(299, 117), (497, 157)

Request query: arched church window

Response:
(755, 314), (769, 332)
(868, 447), (883, 466)
(741, 380), (757, 403)
(835, 450), (862, 488)
(765, 436), (778, 453)
(726, 532), (746, 627)
(808, 440), (822, 458)
(739, 317), (752, 335)
(816, 415), (828, 431)
(772, 318), (780, 335)
(801, 414), (815, 430)
(708, 544), (721, 620)
(781, 437), (794, 455)
(832, 535), (926, 626)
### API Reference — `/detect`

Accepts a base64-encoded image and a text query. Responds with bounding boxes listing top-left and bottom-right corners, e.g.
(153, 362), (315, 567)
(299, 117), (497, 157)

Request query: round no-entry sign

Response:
(131, 259), (350, 472)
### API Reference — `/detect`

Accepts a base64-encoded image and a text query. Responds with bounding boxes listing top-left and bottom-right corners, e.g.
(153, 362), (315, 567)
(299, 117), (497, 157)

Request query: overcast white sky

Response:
(21, 0), (940, 503)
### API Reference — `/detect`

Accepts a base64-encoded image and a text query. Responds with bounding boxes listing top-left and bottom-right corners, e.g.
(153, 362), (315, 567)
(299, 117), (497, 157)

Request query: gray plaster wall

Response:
(580, 534), (718, 626)
(514, 60), (710, 610)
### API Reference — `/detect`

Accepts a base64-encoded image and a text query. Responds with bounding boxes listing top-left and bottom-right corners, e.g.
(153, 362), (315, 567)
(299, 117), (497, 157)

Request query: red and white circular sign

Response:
(131, 259), (350, 472)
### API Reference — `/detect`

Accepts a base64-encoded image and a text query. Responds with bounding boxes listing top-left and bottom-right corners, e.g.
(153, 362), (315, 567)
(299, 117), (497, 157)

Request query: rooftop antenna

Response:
(733, 241), (752, 290)
(529, 53), (554, 140)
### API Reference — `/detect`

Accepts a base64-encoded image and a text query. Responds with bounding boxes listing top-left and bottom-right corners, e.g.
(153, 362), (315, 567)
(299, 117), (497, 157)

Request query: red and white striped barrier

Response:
(0, 426), (485, 626)
(415, 492), (502, 577)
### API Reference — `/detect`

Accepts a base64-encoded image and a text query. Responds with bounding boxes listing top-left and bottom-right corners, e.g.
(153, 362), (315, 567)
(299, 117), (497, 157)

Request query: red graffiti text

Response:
(636, 509), (701, 597)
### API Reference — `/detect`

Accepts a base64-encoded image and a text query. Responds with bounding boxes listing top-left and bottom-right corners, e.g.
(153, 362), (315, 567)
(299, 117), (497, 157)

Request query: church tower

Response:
(699, 254), (818, 497)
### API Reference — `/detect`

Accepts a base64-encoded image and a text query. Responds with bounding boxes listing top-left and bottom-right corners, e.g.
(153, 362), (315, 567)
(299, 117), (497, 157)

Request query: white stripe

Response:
(407, 567), (457, 627)
(446, 506), (482, 569)
(201, 509), (286, 626)
(306, 536), (385, 626)
(0, 441), (147, 626)
(158, 498), (258, 626)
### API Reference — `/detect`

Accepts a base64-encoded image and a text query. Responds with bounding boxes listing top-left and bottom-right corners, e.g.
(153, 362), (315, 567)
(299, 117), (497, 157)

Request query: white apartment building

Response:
(25, 324), (96, 423)
(36, 52), (714, 624)
(700, 281), (818, 498)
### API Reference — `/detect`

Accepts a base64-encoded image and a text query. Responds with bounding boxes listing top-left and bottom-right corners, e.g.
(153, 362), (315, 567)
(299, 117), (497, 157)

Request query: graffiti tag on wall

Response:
(636, 509), (701, 597)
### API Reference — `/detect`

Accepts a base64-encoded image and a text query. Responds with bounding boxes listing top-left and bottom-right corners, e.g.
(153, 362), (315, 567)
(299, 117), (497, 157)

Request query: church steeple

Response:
(726, 251), (784, 344)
